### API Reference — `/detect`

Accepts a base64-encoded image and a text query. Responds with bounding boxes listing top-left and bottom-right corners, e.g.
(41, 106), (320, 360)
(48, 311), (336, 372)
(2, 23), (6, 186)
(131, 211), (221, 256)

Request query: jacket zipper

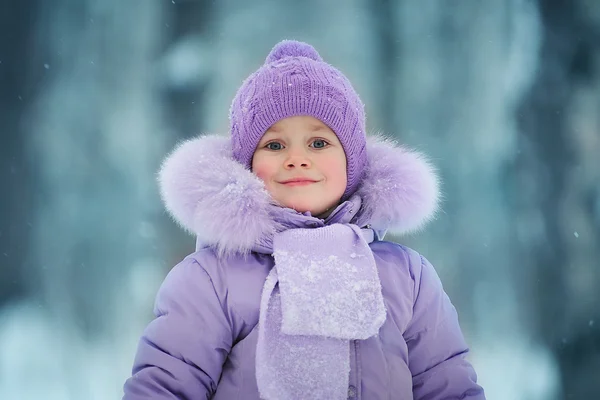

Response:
(352, 339), (361, 400)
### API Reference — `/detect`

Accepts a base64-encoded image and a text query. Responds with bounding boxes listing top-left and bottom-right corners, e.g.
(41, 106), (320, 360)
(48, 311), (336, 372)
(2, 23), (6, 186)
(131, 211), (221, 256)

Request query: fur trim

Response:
(158, 135), (280, 256)
(158, 134), (440, 255)
(357, 135), (441, 235)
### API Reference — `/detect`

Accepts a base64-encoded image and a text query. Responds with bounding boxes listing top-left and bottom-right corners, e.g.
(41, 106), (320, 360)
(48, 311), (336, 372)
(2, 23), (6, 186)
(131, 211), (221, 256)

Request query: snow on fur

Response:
(158, 135), (281, 256)
(357, 135), (441, 235)
(158, 133), (440, 255)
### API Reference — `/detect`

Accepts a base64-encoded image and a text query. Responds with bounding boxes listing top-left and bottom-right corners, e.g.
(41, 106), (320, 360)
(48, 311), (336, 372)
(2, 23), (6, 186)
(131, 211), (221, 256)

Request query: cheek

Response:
(253, 166), (270, 181)
(252, 159), (277, 190)
(322, 157), (347, 191)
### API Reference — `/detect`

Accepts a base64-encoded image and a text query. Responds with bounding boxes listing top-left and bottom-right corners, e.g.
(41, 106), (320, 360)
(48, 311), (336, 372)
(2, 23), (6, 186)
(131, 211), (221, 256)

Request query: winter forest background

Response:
(1, 0), (599, 399)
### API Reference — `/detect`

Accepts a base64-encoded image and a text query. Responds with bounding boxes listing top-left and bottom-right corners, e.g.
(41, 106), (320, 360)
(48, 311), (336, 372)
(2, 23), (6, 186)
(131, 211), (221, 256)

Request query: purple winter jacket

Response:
(123, 134), (485, 399)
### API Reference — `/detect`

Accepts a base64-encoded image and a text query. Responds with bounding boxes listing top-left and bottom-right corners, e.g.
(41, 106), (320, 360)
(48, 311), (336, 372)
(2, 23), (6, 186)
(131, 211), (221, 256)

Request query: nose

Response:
(284, 148), (311, 169)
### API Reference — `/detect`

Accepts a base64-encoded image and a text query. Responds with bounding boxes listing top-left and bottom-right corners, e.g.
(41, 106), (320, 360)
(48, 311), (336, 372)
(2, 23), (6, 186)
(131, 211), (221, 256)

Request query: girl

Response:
(123, 40), (485, 399)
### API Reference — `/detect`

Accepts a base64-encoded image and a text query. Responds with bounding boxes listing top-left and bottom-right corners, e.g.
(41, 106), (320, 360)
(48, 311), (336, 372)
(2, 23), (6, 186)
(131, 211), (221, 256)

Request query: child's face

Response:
(252, 116), (347, 218)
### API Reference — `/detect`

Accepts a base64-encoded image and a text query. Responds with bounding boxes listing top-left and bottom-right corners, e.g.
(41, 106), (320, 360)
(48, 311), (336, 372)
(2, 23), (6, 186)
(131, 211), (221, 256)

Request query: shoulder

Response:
(182, 246), (273, 330)
(370, 240), (442, 302)
(370, 240), (425, 279)
(152, 252), (227, 321)
(159, 252), (209, 290)
(372, 241), (452, 319)
(370, 241), (428, 332)
(184, 246), (273, 289)
(153, 248), (234, 317)
(156, 248), (222, 296)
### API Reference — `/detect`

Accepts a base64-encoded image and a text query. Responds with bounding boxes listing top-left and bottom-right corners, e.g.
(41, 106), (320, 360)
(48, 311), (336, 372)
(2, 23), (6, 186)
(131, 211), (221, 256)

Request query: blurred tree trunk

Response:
(202, 0), (381, 135)
(515, 0), (600, 397)
(161, 0), (215, 141)
(370, 0), (398, 134)
(392, 0), (539, 338)
(22, 1), (167, 396)
(0, 1), (38, 306)
(389, 1), (561, 398)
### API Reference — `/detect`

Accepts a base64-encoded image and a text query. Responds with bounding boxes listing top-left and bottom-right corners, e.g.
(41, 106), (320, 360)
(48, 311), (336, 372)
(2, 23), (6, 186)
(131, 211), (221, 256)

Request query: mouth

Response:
(279, 178), (319, 187)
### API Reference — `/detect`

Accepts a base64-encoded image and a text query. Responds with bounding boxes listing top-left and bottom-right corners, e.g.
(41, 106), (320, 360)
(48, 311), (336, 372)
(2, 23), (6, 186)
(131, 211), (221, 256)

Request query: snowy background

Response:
(1, 0), (599, 399)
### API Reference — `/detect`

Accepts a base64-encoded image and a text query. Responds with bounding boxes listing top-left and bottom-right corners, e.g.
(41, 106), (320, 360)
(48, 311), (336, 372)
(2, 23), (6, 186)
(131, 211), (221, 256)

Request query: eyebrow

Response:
(310, 124), (328, 131)
(266, 122), (329, 133)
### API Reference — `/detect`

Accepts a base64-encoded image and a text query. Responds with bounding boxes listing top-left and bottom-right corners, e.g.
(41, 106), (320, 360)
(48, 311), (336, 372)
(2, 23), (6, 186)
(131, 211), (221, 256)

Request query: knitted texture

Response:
(256, 223), (385, 400)
(274, 225), (385, 339)
(229, 40), (367, 198)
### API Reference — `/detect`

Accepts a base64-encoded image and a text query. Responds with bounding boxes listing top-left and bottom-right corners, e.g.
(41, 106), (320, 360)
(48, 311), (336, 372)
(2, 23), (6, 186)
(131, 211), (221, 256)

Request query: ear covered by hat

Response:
(229, 40), (367, 199)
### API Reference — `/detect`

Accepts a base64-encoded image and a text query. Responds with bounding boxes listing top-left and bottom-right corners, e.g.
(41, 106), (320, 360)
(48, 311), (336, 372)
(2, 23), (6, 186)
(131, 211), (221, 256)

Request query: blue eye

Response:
(311, 139), (328, 149)
(266, 142), (283, 150)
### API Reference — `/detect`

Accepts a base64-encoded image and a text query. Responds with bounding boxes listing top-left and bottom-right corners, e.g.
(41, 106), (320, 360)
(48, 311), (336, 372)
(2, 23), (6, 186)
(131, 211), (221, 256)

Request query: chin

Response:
(281, 200), (324, 216)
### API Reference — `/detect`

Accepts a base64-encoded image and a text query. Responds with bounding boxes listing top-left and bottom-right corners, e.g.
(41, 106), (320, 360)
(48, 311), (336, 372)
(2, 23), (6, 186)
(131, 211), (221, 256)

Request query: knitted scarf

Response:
(255, 217), (386, 399)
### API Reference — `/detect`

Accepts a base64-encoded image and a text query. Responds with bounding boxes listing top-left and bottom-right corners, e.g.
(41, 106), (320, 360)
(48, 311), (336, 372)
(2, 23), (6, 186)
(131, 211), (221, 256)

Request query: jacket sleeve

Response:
(123, 257), (232, 399)
(403, 251), (486, 400)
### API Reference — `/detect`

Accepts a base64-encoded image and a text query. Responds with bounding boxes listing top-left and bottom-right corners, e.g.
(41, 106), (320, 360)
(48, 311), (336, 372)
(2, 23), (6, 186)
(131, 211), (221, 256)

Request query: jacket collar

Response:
(158, 134), (440, 256)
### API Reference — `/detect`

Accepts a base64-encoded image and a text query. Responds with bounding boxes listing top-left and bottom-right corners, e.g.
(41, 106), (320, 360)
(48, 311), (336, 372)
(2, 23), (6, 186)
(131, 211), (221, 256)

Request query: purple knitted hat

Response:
(229, 40), (367, 199)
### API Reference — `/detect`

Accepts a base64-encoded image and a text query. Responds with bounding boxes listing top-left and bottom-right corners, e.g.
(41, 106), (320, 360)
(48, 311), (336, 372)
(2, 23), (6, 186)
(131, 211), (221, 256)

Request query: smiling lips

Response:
(279, 177), (320, 186)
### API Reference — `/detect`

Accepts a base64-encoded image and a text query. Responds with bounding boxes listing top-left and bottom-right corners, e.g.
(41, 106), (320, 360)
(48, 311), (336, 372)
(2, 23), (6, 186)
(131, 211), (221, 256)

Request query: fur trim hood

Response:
(158, 134), (440, 255)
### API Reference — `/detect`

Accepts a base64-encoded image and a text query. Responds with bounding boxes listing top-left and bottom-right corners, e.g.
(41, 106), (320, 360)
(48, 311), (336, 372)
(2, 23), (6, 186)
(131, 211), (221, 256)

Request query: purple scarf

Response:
(255, 208), (386, 400)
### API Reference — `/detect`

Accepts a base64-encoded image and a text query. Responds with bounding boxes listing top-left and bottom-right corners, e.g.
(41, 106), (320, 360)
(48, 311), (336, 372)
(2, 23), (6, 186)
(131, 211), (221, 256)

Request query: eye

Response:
(311, 139), (329, 149)
(266, 141), (283, 151)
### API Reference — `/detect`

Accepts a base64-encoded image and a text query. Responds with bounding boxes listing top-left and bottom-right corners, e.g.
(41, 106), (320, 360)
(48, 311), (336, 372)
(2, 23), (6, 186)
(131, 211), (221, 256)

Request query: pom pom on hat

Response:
(265, 40), (323, 63)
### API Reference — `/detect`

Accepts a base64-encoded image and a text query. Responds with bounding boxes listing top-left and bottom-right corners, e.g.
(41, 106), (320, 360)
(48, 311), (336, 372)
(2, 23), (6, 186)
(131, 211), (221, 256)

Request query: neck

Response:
(314, 202), (341, 219)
